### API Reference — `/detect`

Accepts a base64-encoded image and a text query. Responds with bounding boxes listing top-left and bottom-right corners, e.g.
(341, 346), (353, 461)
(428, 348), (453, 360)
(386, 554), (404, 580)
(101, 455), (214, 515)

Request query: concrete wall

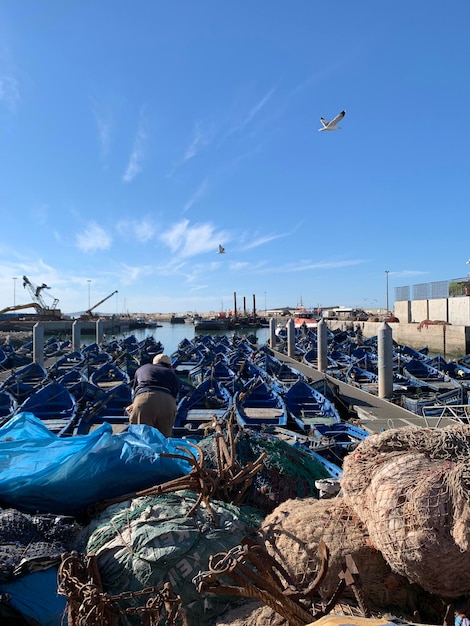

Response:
(325, 319), (470, 358)
(395, 296), (470, 326)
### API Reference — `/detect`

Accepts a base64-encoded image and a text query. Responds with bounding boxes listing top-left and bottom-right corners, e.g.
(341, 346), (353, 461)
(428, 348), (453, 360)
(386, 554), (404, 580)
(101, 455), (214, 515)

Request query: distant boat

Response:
(293, 307), (321, 329)
(194, 317), (230, 331)
(170, 315), (186, 324)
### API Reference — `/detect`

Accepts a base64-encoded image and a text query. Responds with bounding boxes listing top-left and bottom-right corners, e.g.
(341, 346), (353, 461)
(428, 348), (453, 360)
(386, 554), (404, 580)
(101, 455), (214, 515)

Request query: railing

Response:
(396, 276), (470, 301)
(421, 404), (470, 422)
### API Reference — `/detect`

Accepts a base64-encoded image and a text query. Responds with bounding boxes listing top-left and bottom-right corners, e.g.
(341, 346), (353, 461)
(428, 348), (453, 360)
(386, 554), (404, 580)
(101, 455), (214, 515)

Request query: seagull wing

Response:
(329, 110), (346, 127)
(218, 245), (225, 254)
(319, 117), (329, 127)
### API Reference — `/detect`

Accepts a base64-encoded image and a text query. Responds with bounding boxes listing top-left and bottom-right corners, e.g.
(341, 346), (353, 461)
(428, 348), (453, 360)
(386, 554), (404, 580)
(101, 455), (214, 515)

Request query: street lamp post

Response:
(13, 277), (17, 307)
(385, 270), (390, 314)
(87, 280), (91, 309)
(264, 291), (267, 314)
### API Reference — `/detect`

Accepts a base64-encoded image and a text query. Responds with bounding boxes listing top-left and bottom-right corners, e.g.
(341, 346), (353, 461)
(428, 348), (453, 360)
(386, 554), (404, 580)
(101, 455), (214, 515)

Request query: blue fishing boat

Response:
(89, 362), (130, 389)
(402, 358), (461, 392)
(0, 390), (17, 421)
(73, 383), (132, 435)
(0, 362), (48, 403)
(256, 352), (307, 390)
(284, 379), (341, 432)
(16, 380), (78, 435)
(234, 376), (288, 428)
(173, 378), (233, 436)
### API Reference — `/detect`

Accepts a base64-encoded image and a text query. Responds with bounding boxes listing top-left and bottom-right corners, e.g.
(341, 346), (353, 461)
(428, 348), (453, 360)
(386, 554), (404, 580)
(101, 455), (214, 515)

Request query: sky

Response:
(1, 1), (469, 316)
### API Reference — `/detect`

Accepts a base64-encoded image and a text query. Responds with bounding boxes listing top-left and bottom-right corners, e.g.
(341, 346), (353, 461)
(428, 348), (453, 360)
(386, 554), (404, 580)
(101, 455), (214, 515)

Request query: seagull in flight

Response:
(318, 110), (346, 132)
(217, 244), (225, 254)
(467, 259), (470, 264)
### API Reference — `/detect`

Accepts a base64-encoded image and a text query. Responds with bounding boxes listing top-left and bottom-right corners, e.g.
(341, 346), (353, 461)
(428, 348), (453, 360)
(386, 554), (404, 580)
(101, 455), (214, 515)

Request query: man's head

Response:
(153, 354), (172, 367)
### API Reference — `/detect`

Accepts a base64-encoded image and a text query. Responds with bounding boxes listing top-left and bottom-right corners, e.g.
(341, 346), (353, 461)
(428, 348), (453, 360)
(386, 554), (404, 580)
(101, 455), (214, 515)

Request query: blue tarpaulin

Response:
(0, 412), (195, 515)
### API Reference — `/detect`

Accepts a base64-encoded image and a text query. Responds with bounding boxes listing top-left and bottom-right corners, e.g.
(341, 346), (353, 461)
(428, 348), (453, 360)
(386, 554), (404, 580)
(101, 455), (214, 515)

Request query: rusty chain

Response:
(58, 551), (188, 626)
(193, 537), (370, 626)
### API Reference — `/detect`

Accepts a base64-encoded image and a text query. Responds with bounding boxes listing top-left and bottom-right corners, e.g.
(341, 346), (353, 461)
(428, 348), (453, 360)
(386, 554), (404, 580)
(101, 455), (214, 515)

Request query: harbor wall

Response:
(324, 319), (470, 359)
(395, 296), (470, 326)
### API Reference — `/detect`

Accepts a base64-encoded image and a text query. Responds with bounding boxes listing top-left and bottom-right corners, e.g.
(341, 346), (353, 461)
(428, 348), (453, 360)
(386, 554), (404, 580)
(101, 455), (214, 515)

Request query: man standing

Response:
(128, 354), (180, 437)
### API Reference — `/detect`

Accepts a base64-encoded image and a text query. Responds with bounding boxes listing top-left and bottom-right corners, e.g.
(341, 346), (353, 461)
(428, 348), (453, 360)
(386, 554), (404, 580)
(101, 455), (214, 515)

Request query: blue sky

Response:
(1, 1), (469, 315)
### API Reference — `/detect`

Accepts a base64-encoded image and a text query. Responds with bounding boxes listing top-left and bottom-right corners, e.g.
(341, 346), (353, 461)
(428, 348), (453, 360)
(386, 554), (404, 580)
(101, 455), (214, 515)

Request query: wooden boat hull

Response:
(234, 377), (288, 428)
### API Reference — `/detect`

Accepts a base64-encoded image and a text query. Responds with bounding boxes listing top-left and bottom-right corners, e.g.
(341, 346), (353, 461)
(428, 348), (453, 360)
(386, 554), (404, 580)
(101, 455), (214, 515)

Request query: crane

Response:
(20, 276), (61, 318)
(81, 290), (118, 320)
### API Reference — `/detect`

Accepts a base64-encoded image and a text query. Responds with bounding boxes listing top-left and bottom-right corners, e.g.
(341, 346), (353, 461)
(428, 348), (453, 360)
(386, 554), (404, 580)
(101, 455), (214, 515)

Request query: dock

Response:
(272, 349), (461, 433)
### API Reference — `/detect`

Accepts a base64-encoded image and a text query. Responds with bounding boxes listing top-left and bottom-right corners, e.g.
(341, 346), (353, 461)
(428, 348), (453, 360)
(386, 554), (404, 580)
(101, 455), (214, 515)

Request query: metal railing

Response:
(396, 276), (470, 301)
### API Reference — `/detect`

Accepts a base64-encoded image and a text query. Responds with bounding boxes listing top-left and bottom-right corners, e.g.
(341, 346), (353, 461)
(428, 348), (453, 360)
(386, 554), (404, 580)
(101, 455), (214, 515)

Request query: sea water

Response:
(81, 322), (270, 357)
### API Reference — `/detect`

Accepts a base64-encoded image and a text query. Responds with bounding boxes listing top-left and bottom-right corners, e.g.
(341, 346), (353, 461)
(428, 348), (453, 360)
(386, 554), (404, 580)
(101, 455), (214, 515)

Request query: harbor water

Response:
(82, 322), (270, 357)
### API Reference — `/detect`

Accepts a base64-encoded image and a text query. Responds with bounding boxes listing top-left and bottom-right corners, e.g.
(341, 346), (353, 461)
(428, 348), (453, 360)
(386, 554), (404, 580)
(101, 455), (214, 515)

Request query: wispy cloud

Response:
(123, 108), (148, 183)
(30, 203), (49, 225)
(0, 75), (20, 112)
(76, 222), (112, 253)
(229, 260), (265, 272)
(116, 218), (156, 243)
(221, 87), (276, 143)
(159, 219), (229, 259)
(241, 232), (285, 250)
(90, 97), (113, 162)
(183, 121), (211, 162)
(184, 179), (208, 212)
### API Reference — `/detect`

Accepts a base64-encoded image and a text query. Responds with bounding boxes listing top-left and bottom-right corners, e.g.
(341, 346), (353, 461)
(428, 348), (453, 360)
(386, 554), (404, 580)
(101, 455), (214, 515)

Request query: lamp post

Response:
(13, 277), (17, 307)
(87, 280), (91, 309)
(385, 270), (390, 314)
(264, 291), (267, 314)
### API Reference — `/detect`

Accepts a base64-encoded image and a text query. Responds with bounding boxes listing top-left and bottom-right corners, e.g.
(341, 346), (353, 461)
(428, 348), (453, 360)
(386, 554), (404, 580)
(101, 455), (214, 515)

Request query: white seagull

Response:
(217, 244), (225, 254)
(318, 110), (346, 132)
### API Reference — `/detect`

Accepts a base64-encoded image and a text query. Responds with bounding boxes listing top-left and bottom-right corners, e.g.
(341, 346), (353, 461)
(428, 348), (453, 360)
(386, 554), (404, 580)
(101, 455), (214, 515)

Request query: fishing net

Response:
(0, 508), (81, 582)
(340, 424), (470, 598)
(258, 497), (441, 623)
(77, 491), (264, 626)
(198, 428), (331, 515)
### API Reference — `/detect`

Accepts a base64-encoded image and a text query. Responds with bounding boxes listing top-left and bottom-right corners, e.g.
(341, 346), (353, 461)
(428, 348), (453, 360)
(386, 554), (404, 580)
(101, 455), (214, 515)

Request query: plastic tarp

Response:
(0, 567), (66, 626)
(0, 412), (195, 515)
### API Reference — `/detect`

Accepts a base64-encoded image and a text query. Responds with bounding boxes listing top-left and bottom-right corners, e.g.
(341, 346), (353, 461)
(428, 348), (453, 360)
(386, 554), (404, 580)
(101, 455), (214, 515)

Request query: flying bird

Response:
(318, 110), (346, 132)
(467, 259), (470, 264)
(217, 244), (225, 254)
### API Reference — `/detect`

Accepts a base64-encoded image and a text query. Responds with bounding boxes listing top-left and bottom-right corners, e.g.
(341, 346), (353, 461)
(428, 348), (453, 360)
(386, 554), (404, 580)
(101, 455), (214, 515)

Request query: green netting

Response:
(77, 491), (264, 626)
(198, 428), (331, 514)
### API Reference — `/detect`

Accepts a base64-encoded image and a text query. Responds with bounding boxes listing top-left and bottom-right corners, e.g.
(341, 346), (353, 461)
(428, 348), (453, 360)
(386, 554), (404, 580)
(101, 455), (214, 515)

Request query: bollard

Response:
(96, 318), (104, 345)
(72, 320), (82, 351)
(317, 318), (328, 373)
(269, 317), (277, 349)
(287, 318), (295, 358)
(378, 321), (394, 399)
(32, 322), (45, 365)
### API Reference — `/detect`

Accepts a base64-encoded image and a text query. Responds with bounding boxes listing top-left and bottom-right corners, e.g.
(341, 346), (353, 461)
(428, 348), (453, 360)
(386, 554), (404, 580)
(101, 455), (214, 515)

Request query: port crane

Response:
(0, 276), (61, 319)
(81, 290), (118, 320)
(22, 276), (59, 312)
